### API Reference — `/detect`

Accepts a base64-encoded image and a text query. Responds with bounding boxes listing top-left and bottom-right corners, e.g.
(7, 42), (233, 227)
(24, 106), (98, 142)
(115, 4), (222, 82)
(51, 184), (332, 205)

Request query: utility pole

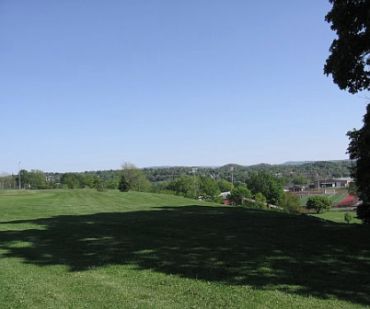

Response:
(230, 166), (234, 186)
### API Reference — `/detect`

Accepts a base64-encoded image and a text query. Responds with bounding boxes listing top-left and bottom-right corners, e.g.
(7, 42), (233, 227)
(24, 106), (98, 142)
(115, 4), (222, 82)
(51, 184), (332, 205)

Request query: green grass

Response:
(311, 210), (362, 224)
(0, 190), (369, 308)
(299, 193), (347, 206)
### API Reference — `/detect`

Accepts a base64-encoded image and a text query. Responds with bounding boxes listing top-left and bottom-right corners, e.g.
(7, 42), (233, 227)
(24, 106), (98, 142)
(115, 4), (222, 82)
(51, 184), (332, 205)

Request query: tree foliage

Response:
(217, 179), (233, 192)
(280, 192), (302, 214)
(121, 163), (151, 192)
(325, 0), (370, 223)
(18, 170), (48, 189)
(306, 196), (332, 214)
(347, 106), (370, 223)
(167, 176), (195, 198)
(198, 176), (220, 200)
(246, 172), (283, 205)
(61, 173), (82, 189)
(254, 192), (267, 208)
(118, 174), (130, 192)
(324, 0), (370, 93)
(228, 185), (252, 206)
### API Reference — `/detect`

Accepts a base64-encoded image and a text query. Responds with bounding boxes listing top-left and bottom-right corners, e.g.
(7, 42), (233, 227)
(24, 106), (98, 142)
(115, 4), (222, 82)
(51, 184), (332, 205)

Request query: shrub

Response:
(118, 175), (130, 192)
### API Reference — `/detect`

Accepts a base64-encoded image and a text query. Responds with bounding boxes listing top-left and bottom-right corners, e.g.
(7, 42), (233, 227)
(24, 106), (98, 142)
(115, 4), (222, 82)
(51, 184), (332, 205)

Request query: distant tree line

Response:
(142, 160), (353, 185)
(1, 165), (307, 214)
(0, 160), (353, 192)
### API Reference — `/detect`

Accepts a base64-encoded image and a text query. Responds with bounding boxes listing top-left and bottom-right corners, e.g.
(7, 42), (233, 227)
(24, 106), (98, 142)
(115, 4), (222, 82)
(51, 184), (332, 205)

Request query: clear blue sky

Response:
(0, 1), (368, 173)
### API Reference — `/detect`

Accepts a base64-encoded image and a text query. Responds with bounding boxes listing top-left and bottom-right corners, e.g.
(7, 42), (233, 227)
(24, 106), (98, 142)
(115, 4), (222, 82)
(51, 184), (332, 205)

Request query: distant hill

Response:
(282, 161), (315, 166)
(2, 160), (353, 188)
(142, 160), (354, 183)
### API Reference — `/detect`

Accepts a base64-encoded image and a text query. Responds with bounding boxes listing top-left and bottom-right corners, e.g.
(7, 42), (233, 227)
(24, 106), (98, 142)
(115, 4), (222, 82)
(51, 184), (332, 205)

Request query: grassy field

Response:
(299, 192), (347, 206)
(0, 190), (369, 308)
(311, 210), (362, 224)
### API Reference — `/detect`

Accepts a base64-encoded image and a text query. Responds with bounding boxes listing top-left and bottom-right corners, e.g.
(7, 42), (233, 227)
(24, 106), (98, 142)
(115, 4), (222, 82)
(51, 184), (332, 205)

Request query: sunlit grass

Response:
(0, 190), (369, 308)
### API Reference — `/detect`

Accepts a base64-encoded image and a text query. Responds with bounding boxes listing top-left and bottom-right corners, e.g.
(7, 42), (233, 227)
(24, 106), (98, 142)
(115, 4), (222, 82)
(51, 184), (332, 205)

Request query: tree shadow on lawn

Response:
(1, 205), (370, 306)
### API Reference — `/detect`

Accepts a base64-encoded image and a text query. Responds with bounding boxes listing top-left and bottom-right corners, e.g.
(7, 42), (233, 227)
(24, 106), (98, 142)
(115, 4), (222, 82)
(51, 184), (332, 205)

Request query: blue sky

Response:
(0, 1), (368, 173)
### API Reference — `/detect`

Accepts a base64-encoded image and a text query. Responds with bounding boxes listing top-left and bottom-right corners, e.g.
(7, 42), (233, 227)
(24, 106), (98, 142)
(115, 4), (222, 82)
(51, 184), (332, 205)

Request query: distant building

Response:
(219, 191), (232, 206)
(333, 177), (353, 188)
(219, 191), (231, 199)
(288, 185), (306, 192)
(315, 178), (353, 189)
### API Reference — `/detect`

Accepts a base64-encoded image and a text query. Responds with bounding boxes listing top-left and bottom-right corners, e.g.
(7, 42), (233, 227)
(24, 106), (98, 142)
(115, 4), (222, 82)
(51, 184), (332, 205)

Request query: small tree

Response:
(306, 196), (332, 214)
(118, 175), (130, 192)
(228, 185), (252, 206)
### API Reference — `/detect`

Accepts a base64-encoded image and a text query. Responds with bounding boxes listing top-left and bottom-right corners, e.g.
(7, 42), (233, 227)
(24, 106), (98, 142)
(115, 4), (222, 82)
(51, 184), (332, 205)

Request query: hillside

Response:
(0, 190), (369, 308)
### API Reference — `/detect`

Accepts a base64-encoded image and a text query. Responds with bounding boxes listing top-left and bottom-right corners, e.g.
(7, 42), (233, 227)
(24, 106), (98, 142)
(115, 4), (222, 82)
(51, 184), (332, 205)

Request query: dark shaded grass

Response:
(0, 205), (369, 306)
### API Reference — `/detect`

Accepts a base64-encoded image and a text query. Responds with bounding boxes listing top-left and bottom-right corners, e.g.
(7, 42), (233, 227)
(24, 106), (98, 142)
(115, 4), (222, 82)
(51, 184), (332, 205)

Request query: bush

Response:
(306, 196), (332, 214)
(280, 192), (302, 214)
(118, 175), (130, 192)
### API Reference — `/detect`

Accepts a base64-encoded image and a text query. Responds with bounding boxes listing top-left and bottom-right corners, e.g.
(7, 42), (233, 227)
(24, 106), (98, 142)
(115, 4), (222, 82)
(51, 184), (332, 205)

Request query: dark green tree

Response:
(118, 174), (130, 192)
(324, 0), (370, 222)
(347, 107), (370, 222)
(324, 0), (370, 93)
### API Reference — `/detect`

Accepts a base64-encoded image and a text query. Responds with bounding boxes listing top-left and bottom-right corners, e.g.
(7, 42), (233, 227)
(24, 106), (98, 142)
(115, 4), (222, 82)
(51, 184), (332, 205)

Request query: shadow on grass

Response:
(1, 205), (370, 305)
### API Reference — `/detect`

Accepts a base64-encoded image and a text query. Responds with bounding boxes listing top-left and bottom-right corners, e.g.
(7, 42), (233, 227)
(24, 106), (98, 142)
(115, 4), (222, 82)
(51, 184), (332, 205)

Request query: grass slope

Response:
(0, 190), (369, 308)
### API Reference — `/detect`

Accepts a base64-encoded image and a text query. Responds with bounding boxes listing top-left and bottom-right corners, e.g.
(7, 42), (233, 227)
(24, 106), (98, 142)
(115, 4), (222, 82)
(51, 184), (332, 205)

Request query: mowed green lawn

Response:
(0, 190), (369, 308)
(312, 210), (362, 224)
(299, 193), (347, 206)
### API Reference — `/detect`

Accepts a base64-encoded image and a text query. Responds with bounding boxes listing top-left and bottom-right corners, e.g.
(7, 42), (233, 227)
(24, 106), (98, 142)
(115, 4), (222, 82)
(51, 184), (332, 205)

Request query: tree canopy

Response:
(246, 172), (283, 205)
(121, 163), (151, 192)
(325, 0), (370, 223)
(306, 196), (332, 214)
(347, 106), (370, 222)
(324, 0), (370, 93)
